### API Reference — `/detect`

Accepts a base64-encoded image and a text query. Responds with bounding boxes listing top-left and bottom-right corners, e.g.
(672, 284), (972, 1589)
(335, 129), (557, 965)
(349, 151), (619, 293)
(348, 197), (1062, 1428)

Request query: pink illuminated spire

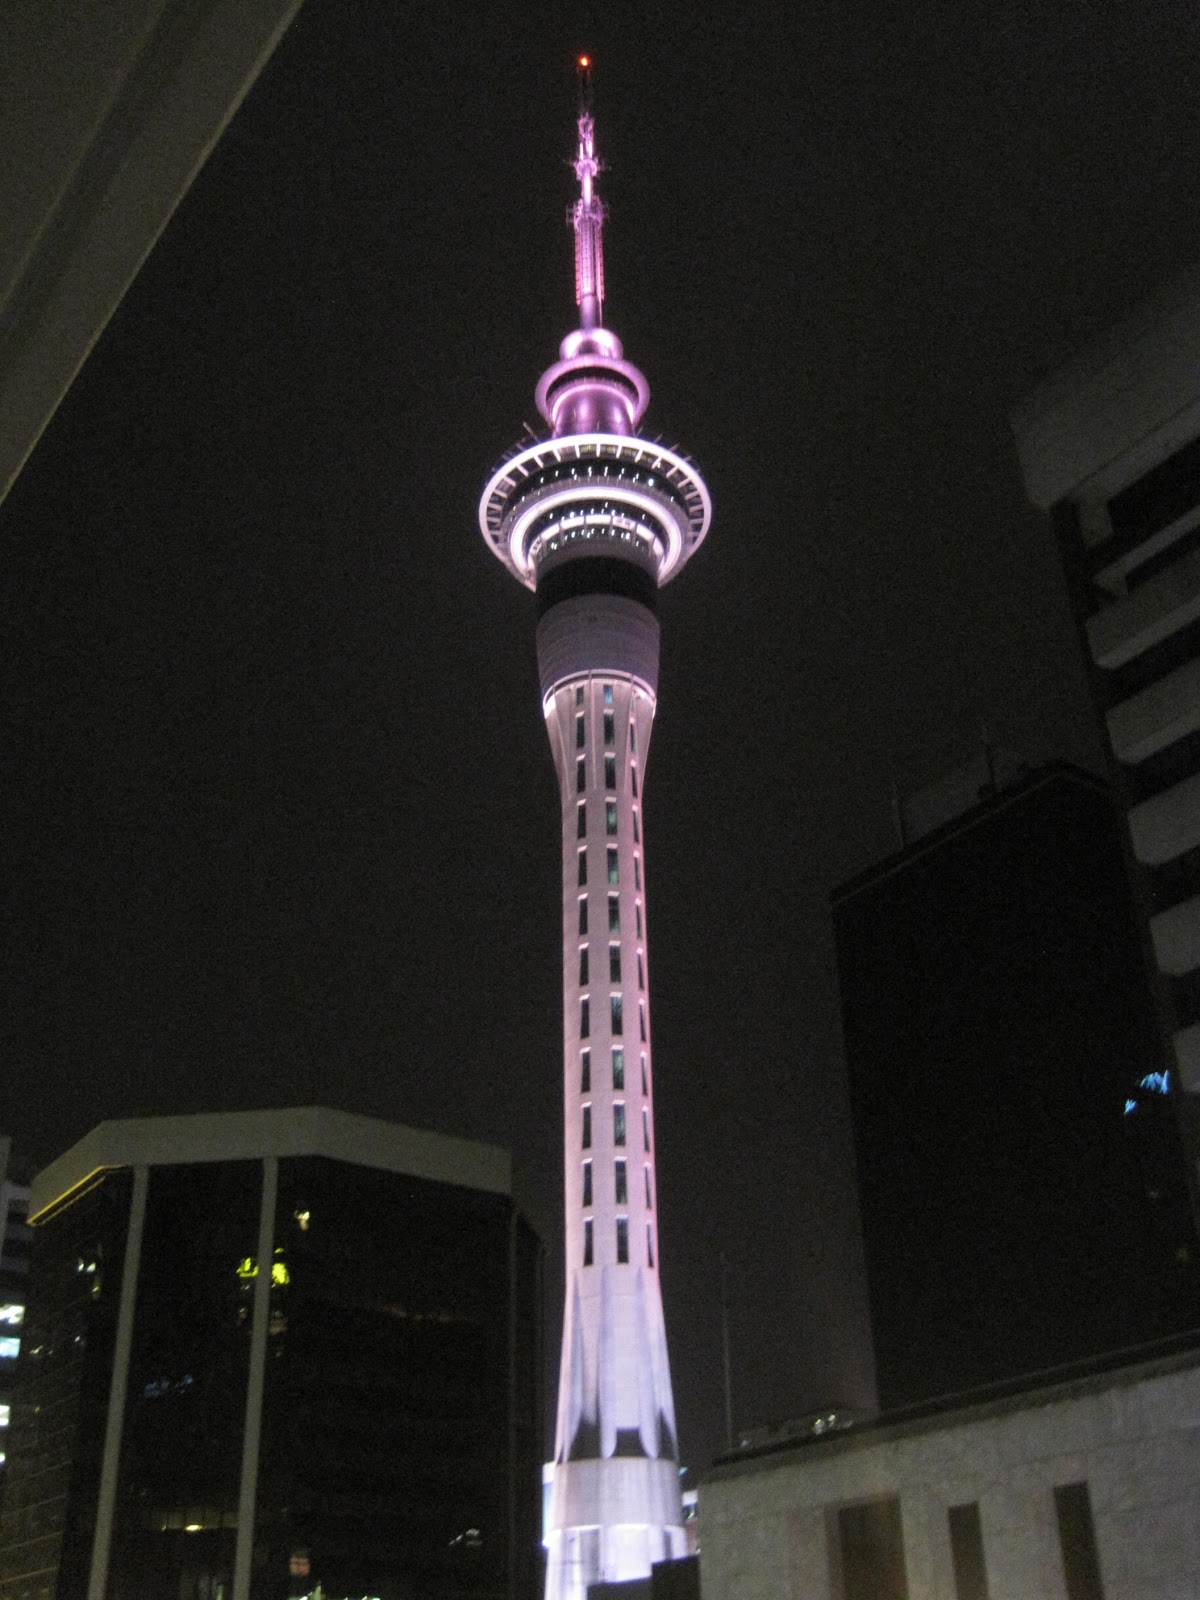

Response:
(571, 57), (605, 330)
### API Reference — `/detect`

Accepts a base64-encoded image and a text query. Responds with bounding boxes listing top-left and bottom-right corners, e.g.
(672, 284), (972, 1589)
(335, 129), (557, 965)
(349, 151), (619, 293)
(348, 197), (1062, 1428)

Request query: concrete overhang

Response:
(0, 0), (304, 506)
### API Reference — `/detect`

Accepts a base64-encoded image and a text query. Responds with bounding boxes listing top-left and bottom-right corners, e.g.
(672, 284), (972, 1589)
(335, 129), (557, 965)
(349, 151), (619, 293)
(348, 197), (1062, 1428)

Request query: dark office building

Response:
(832, 762), (1200, 1412)
(0, 1138), (32, 1498)
(0, 1109), (543, 1600)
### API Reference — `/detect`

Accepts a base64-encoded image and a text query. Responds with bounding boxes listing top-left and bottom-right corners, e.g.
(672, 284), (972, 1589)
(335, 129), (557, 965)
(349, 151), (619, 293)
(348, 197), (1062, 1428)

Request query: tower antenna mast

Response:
(571, 55), (604, 330)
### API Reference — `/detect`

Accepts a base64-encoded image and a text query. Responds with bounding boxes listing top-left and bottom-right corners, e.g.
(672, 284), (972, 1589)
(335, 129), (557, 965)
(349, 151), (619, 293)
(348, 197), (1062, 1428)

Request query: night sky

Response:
(4, 1), (1200, 1473)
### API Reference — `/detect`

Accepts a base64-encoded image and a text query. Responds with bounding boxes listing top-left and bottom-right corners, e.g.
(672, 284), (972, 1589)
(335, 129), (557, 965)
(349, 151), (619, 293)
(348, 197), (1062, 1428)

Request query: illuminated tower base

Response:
(478, 63), (710, 1600)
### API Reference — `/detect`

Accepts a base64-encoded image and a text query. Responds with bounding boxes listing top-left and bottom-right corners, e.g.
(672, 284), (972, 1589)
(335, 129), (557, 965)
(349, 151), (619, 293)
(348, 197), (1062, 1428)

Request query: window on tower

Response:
(579, 948), (589, 985)
(582, 1106), (592, 1149)
(641, 1054), (648, 1095)
(603, 684), (614, 706)
(577, 803), (587, 839)
(576, 713), (585, 749)
(631, 765), (638, 798)
(630, 724), (637, 755)
(632, 810), (639, 843)
(609, 946), (621, 983)
(578, 850), (587, 887)
(612, 1047), (624, 1090)
(608, 896), (620, 934)
(584, 1220), (593, 1267)
(577, 757), (586, 793)
(645, 1166), (652, 1208)
(611, 995), (623, 1035)
(606, 801), (618, 836)
(616, 1219), (629, 1264)
(576, 685), (584, 707)
(607, 848), (619, 885)
(581, 1049), (591, 1093)
(604, 755), (616, 790)
(637, 953), (645, 990)
(634, 857), (641, 890)
(639, 1001), (646, 1041)
(604, 711), (615, 747)
(646, 1225), (654, 1268)
(579, 898), (588, 936)
(580, 998), (590, 1039)
(582, 1161), (593, 1208)
(643, 1108), (650, 1151)
(636, 904), (642, 938)
(614, 1104), (626, 1146)
(615, 1159), (627, 1204)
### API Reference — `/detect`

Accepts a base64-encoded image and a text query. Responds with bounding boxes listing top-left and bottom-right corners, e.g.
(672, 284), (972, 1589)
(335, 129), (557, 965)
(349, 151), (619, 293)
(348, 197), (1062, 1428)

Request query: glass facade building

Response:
(0, 1110), (542, 1600)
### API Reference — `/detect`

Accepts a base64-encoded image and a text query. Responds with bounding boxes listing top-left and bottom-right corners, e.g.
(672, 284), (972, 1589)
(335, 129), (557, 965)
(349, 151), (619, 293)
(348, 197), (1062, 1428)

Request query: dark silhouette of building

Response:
(832, 762), (1200, 1411)
(0, 1108), (543, 1600)
(1012, 267), (1200, 1223)
(0, 1138), (31, 1501)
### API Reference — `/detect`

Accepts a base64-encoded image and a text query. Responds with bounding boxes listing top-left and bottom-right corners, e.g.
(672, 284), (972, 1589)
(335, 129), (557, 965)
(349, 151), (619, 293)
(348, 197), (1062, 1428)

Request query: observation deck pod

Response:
(478, 434), (712, 593)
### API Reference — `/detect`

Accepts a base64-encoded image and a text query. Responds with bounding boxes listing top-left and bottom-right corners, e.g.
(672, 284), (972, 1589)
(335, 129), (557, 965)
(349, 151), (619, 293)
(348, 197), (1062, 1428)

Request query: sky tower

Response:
(478, 61), (711, 1600)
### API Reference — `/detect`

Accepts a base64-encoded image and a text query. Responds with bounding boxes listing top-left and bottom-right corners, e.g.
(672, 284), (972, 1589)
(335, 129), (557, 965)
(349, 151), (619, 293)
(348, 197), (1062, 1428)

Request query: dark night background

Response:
(3, 1), (1200, 1474)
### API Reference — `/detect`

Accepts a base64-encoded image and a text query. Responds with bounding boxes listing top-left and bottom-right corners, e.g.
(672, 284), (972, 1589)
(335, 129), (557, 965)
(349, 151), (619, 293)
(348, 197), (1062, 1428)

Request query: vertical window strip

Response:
(614, 1104), (626, 1146)
(607, 847), (619, 885)
(582, 1105), (592, 1149)
(604, 711), (615, 746)
(606, 800), (618, 835)
(579, 948), (589, 984)
(578, 898), (588, 936)
(631, 765), (638, 797)
(639, 1001), (646, 1041)
(609, 946), (621, 983)
(583, 1219), (593, 1266)
(608, 895), (620, 933)
(612, 1048), (625, 1089)
(577, 802), (587, 839)
(578, 849), (587, 886)
(576, 712), (585, 749)
(630, 723), (636, 754)
(642, 1107), (650, 1151)
(580, 1050), (590, 1093)
(640, 1054), (648, 1095)
(636, 904), (642, 938)
(605, 754), (616, 790)
(611, 995), (623, 1035)
(637, 953), (645, 989)
(580, 998), (590, 1039)
(634, 857), (641, 890)
(582, 1161), (593, 1209)
(576, 757), (586, 793)
(615, 1159), (627, 1205)
(616, 1218), (629, 1264)
(603, 684), (613, 706)
(645, 1166), (652, 1208)
(633, 809), (639, 843)
(575, 685), (584, 707)
(646, 1225), (654, 1268)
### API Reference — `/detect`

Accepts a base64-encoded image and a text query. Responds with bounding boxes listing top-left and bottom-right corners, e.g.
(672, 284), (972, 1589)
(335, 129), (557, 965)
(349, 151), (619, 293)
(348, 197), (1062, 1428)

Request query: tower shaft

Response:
(537, 595), (684, 1598)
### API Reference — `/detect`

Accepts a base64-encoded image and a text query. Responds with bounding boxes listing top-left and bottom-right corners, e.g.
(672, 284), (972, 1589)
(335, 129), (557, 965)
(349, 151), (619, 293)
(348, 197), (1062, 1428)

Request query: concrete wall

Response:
(700, 1354), (1200, 1600)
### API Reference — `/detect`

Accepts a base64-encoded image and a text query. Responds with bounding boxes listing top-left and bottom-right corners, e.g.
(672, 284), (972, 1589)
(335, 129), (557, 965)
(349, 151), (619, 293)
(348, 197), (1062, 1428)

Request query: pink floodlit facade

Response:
(478, 71), (710, 1600)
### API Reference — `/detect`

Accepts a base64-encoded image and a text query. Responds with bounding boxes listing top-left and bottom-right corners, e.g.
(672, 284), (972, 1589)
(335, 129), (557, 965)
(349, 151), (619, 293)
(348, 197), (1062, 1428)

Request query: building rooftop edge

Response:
(29, 1106), (513, 1223)
(705, 1336), (1200, 1483)
(830, 760), (1108, 907)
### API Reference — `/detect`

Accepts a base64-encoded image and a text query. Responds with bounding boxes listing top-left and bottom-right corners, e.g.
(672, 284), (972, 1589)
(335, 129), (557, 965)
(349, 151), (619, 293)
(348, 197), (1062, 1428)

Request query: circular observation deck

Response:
(478, 435), (712, 592)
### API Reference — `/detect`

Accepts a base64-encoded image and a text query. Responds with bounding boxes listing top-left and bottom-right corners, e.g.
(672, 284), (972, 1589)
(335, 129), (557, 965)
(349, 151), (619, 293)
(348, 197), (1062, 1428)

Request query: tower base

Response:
(545, 1458), (686, 1600)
